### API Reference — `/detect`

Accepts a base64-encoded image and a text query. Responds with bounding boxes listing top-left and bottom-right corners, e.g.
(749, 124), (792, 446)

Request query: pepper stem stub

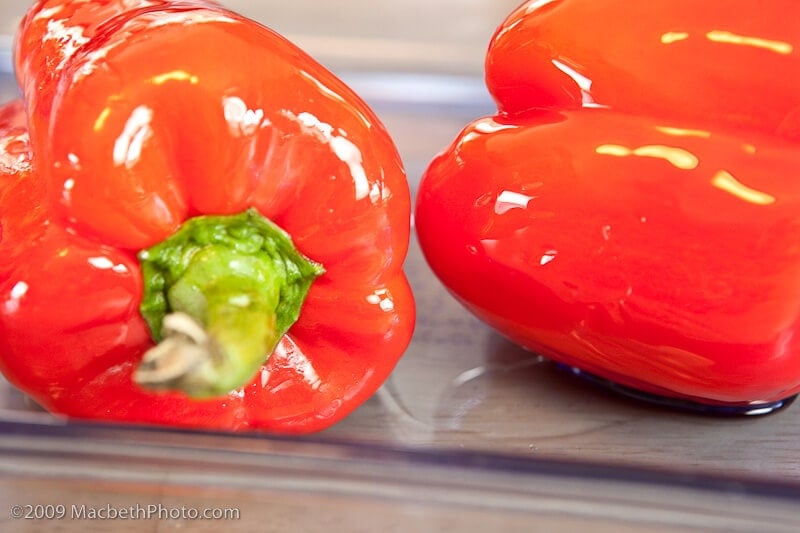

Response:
(134, 312), (223, 394)
(135, 208), (324, 399)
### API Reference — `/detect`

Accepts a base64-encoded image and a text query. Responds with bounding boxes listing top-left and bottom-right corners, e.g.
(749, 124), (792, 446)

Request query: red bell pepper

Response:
(0, 0), (414, 433)
(416, 0), (800, 409)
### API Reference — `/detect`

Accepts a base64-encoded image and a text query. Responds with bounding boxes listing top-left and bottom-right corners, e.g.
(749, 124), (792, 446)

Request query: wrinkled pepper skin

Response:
(416, 0), (800, 407)
(0, 0), (414, 433)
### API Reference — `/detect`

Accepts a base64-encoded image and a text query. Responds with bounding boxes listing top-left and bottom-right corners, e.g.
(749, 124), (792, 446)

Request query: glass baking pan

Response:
(1, 1), (800, 530)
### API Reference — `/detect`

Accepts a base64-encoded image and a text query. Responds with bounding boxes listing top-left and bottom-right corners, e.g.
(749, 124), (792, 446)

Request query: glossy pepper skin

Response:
(0, 0), (414, 433)
(416, 0), (800, 407)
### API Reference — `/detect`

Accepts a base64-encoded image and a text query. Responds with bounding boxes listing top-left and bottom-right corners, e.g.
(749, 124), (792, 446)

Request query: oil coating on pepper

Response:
(0, 0), (414, 433)
(415, 0), (800, 411)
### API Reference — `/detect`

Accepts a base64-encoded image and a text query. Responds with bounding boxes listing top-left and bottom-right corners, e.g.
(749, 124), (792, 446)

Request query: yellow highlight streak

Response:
(661, 32), (690, 44)
(596, 144), (699, 170)
(595, 144), (630, 157)
(706, 30), (793, 55)
(150, 70), (200, 85)
(655, 126), (711, 138)
(742, 143), (757, 155)
(93, 107), (112, 132)
(712, 170), (776, 206)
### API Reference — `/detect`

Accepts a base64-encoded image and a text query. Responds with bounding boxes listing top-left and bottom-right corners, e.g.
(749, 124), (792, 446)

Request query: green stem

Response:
(133, 209), (324, 399)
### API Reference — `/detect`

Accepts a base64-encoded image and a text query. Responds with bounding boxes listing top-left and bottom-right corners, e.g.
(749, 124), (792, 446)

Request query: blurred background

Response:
(0, 0), (522, 75)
